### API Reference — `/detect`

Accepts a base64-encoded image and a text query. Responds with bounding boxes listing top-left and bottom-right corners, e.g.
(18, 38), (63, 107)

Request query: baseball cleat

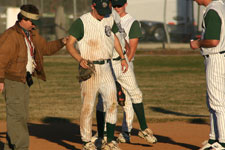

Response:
(91, 132), (107, 143)
(94, 138), (107, 150)
(138, 128), (157, 144)
(198, 140), (213, 150)
(210, 142), (225, 150)
(91, 132), (98, 143)
(82, 141), (97, 150)
(101, 141), (121, 150)
(117, 132), (130, 143)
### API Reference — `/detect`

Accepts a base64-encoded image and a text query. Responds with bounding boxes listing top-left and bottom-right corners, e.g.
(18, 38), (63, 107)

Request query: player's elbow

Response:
(211, 40), (220, 47)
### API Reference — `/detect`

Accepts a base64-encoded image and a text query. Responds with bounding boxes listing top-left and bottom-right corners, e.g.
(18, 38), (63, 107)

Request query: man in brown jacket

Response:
(0, 4), (66, 150)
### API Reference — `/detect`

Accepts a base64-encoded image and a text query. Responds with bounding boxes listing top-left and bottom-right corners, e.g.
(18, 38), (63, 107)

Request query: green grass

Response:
(134, 55), (207, 122)
(0, 54), (209, 123)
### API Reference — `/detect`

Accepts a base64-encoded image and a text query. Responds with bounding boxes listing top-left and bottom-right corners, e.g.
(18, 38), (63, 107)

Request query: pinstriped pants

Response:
(205, 53), (225, 143)
(80, 62), (118, 142)
(97, 57), (142, 133)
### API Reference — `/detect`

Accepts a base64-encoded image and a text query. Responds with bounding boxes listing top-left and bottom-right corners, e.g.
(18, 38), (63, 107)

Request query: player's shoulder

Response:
(80, 12), (91, 20)
(208, 1), (225, 12)
(122, 13), (135, 23)
(103, 15), (114, 26)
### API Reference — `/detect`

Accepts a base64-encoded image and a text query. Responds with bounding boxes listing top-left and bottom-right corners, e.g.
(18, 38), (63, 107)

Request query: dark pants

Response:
(3, 79), (29, 150)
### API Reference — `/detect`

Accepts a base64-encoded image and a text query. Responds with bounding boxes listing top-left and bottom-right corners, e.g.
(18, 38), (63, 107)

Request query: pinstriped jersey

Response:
(120, 14), (135, 43)
(201, 0), (225, 55)
(78, 12), (115, 61)
(112, 10), (126, 58)
(120, 13), (142, 61)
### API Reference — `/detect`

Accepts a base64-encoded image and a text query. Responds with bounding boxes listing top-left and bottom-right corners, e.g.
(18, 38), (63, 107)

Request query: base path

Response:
(0, 121), (209, 150)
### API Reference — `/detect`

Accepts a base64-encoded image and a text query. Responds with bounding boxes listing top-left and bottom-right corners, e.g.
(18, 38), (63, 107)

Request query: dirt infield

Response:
(0, 121), (209, 150)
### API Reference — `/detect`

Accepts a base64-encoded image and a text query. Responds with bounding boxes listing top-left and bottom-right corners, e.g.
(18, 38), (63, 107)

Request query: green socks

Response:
(97, 103), (147, 143)
(219, 142), (225, 147)
(132, 103), (148, 131)
(208, 139), (225, 148)
(106, 123), (116, 143)
(96, 111), (116, 143)
(96, 110), (105, 138)
(208, 139), (217, 144)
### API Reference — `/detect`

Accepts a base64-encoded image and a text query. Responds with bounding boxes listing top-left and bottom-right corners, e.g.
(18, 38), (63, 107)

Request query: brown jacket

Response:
(0, 22), (64, 83)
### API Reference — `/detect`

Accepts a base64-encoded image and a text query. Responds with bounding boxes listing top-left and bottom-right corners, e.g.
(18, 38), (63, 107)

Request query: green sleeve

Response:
(129, 20), (143, 39)
(68, 18), (84, 41)
(204, 10), (221, 40)
(112, 21), (119, 34)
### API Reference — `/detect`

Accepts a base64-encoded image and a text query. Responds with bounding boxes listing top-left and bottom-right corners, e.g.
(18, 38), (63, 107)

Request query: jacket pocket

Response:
(7, 57), (27, 74)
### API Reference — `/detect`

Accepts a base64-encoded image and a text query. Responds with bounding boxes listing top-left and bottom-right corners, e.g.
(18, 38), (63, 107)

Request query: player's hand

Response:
(79, 59), (89, 69)
(190, 39), (200, 50)
(121, 59), (128, 73)
(62, 36), (69, 45)
(0, 83), (4, 93)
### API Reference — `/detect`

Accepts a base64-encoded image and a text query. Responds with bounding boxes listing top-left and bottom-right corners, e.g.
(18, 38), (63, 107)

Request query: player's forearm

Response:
(66, 36), (83, 62)
(114, 35), (125, 59)
(127, 38), (138, 61)
(124, 39), (130, 53)
(190, 39), (220, 50)
(199, 39), (219, 48)
(66, 43), (82, 62)
(127, 48), (136, 62)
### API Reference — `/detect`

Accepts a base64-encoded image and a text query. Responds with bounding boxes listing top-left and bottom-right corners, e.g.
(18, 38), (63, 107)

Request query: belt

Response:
(93, 59), (110, 64)
(204, 51), (225, 58)
(113, 51), (126, 61)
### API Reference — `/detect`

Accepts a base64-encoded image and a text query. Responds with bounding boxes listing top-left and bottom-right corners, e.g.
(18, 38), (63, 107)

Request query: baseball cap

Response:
(112, 0), (127, 7)
(92, 0), (112, 16)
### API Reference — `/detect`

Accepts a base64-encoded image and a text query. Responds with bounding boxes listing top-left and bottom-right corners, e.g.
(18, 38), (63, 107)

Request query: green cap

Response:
(92, 0), (112, 16)
(112, 0), (127, 7)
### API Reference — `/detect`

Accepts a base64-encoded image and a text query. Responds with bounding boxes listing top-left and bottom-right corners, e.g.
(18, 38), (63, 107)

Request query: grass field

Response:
(0, 52), (209, 123)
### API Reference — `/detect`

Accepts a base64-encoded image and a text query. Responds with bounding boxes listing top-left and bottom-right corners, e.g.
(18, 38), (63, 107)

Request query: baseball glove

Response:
(78, 60), (95, 82)
(115, 81), (125, 106)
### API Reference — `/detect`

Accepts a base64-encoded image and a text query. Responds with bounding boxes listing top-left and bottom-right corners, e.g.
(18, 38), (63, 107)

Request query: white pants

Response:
(80, 62), (118, 142)
(205, 53), (225, 143)
(97, 58), (142, 132)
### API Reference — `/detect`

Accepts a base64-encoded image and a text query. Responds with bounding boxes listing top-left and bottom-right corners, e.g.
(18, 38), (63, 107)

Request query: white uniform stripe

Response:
(205, 54), (225, 143)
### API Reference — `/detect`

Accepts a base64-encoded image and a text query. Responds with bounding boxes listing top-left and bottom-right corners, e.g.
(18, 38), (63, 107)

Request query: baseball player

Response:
(190, 0), (225, 149)
(94, 0), (157, 145)
(66, 0), (128, 149)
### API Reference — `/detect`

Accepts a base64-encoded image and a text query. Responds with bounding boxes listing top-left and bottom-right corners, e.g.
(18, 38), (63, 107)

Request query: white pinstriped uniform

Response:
(201, 0), (225, 143)
(78, 12), (118, 142)
(96, 11), (142, 133)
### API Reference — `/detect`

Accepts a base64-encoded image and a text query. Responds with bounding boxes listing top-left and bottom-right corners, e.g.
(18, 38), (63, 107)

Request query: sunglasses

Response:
(24, 18), (36, 26)
(30, 21), (36, 26)
(112, 4), (123, 8)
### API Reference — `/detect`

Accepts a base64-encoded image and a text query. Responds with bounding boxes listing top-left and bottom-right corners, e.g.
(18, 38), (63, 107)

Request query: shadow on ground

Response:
(0, 140), (4, 149)
(131, 128), (200, 150)
(0, 131), (6, 149)
(150, 106), (209, 124)
(0, 116), (203, 150)
(150, 107), (208, 118)
(113, 125), (200, 150)
(28, 116), (81, 150)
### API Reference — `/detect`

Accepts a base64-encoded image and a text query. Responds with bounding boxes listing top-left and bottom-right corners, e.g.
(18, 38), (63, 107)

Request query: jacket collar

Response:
(13, 21), (37, 36)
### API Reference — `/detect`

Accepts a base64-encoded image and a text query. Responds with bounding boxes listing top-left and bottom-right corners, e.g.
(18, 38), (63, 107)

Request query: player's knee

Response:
(81, 104), (92, 116)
